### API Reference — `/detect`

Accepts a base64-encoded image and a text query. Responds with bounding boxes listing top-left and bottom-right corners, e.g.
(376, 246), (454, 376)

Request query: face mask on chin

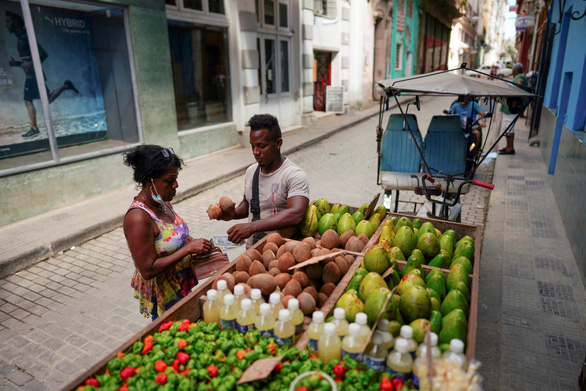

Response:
(150, 178), (166, 205)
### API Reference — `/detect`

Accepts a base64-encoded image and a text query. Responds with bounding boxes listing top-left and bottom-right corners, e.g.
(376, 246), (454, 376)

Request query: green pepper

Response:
(344, 356), (359, 369)
(299, 349), (310, 361)
(232, 366), (243, 378)
(106, 358), (122, 371)
(299, 361), (312, 373)
(290, 360), (302, 371)
(132, 341), (144, 355)
(244, 351), (259, 361)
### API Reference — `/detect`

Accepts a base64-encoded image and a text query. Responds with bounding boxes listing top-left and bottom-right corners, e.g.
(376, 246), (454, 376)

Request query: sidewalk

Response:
(0, 102), (388, 279)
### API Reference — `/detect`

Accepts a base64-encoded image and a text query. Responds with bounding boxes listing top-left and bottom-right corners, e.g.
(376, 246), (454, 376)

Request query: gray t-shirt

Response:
(243, 158), (309, 246)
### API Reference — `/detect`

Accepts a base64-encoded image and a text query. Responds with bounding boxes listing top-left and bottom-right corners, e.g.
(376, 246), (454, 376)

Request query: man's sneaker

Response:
(22, 128), (40, 138)
(498, 148), (515, 155)
(64, 80), (79, 94)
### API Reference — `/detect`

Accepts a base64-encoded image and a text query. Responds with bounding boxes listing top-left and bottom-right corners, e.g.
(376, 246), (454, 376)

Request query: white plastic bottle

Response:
(269, 293), (285, 319)
(236, 298), (256, 333)
(307, 311), (325, 353)
(287, 298), (305, 340)
(415, 332), (441, 360)
(318, 323), (342, 364)
(254, 303), (275, 338)
(386, 338), (413, 382)
(412, 333), (442, 390)
(364, 331), (389, 372)
(442, 339), (467, 369)
(203, 289), (221, 324)
(377, 319), (394, 350)
(395, 325), (418, 357)
(250, 289), (265, 315)
(341, 323), (365, 362)
(219, 294), (237, 331)
(274, 309), (295, 347)
(355, 313), (371, 340)
(216, 279), (229, 305)
(233, 284), (246, 308)
(333, 308), (349, 337)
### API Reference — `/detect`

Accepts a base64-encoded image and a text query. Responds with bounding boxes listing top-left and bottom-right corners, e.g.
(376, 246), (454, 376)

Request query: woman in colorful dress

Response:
(122, 145), (225, 320)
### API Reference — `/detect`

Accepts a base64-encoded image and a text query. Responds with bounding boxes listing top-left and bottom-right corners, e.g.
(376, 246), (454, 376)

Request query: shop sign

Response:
(326, 86), (344, 114)
(516, 16), (535, 31)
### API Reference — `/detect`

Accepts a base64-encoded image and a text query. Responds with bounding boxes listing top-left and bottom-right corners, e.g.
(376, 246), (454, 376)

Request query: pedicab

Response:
(375, 64), (535, 221)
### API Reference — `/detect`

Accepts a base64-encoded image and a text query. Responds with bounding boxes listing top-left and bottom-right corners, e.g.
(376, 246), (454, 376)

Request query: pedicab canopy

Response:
(376, 70), (535, 98)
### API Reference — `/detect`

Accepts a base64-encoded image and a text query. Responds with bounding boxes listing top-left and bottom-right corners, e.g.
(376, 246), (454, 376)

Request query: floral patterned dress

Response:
(127, 199), (198, 318)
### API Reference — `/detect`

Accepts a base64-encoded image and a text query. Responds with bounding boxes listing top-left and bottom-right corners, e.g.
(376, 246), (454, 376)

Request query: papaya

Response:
(375, 205), (388, 222)
(453, 241), (474, 262)
(364, 244), (391, 275)
(427, 274), (447, 300)
(440, 289), (469, 317)
(351, 210), (364, 225)
(450, 256), (473, 275)
(388, 216), (398, 229)
(412, 218), (422, 230)
(356, 220), (376, 238)
(439, 234), (454, 260)
(384, 268), (401, 289)
(426, 287), (441, 302)
(300, 205), (319, 237)
(439, 308), (468, 346)
(430, 296), (441, 313)
(417, 232), (440, 259)
(394, 226), (417, 257)
(425, 267), (446, 284)
(388, 319), (402, 337)
(364, 287), (395, 324)
(449, 280), (471, 303)
(418, 222), (437, 239)
(429, 310), (443, 333)
(396, 273), (426, 296)
(410, 318), (432, 343)
(398, 285), (431, 323)
(388, 246), (406, 261)
(358, 272), (388, 302)
(318, 213), (337, 235)
(447, 263), (471, 291)
(313, 198), (331, 217)
(455, 235), (474, 249)
(337, 213), (356, 236)
(395, 216), (413, 231)
(346, 273), (365, 292)
(440, 229), (456, 241)
(428, 253), (449, 269)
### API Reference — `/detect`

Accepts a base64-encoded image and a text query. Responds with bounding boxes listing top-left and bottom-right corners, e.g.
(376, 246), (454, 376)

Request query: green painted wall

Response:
(389, 0), (419, 79)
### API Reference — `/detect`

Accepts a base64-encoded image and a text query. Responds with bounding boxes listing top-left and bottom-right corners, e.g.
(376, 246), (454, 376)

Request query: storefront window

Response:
(0, 0), (139, 174)
(168, 20), (231, 130)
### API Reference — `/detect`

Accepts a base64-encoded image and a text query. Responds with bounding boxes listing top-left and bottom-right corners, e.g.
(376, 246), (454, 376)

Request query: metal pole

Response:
(20, 0), (59, 162)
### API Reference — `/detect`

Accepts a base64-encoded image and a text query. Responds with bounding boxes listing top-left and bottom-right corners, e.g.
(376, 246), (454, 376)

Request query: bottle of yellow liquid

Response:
(287, 298), (305, 340)
(233, 284), (245, 308)
(219, 294), (237, 331)
(307, 311), (325, 354)
(415, 332), (441, 360)
(377, 319), (394, 350)
(412, 333), (442, 390)
(274, 309), (295, 347)
(342, 323), (366, 362)
(269, 293), (285, 319)
(386, 338), (413, 382)
(250, 289), (265, 315)
(333, 308), (349, 337)
(254, 303), (275, 338)
(364, 331), (389, 372)
(396, 325), (418, 357)
(203, 289), (220, 324)
(442, 339), (467, 369)
(216, 280), (229, 305)
(355, 312), (371, 340)
(236, 298), (256, 334)
(318, 322), (342, 364)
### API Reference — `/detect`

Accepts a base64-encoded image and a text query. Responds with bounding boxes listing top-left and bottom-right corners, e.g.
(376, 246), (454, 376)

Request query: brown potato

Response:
(219, 196), (234, 213)
(302, 286), (319, 301)
(246, 249), (262, 262)
(292, 271), (310, 288)
(345, 236), (365, 252)
(281, 295), (294, 308)
(318, 293), (328, 307)
(276, 243), (287, 259)
(268, 267), (281, 277)
(335, 256), (349, 276)
(212, 274), (234, 291)
(283, 279), (302, 298)
(247, 273), (277, 296)
(284, 240), (299, 254)
(297, 292), (316, 316)
(301, 237), (317, 250)
(322, 262), (341, 284)
(306, 263), (323, 280)
(292, 242), (312, 263)
(310, 248), (321, 258)
(275, 273), (292, 289)
(357, 233), (370, 246)
(344, 255), (355, 268)
(233, 271), (250, 284)
(263, 241), (279, 254)
(269, 260), (279, 270)
(235, 255), (252, 272)
(266, 232), (283, 247)
(262, 250), (277, 269)
(339, 230), (356, 248)
(320, 229), (340, 249)
(207, 204), (222, 219)
(320, 282), (336, 297)
(249, 260), (267, 276)
(277, 252), (296, 272)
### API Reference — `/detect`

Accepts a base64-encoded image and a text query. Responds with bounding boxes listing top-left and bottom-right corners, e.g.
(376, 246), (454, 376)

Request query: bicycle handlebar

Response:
(472, 179), (495, 190)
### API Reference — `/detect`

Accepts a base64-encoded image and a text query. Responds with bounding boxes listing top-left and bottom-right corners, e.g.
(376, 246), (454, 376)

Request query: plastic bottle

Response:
(307, 311), (325, 353)
(415, 332), (441, 360)
(203, 289), (220, 324)
(395, 325), (418, 357)
(442, 339), (467, 369)
(219, 294), (237, 331)
(254, 303), (275, 338)
(236, 298), (256, 334)
(386, 338), (413, 382)
(318, 323), (342, 365)
(233, 284), (246, 308)
(341, 323), (365, 362)
(412, 333), (442, 390)
(332, 308), (349, 337)
(250, 289), (265, 315)
(364, 331), (389, 372)
(377, 319), (394, 350)
(287, 298), (305, 340)
(269, 293), (285, 319)
(216, 280), (229, 305)
(355, 313), (371, 340)
(274, 309), (295, 347)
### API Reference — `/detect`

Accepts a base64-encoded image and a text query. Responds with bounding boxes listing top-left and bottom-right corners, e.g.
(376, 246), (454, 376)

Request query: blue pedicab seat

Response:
(379, 113), (423, 191)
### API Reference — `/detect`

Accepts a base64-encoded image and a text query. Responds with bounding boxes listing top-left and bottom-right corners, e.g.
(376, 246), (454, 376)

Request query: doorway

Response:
(314, 51), (332, 111)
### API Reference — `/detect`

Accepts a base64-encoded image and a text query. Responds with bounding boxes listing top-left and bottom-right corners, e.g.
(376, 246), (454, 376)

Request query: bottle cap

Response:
(348, 323), (361, 335)
(217, 280), (227, 290)
(377, 319), (389, 330)
(251, 289), (262, 300)
(241, 298), (252, 310)
(324, 322), (336, 336)
(394, 338), (408, 353)
(355, 312), (367, 325)
(207, 289), (218, 300)
(430, 332), (438, 346)
(312, 311), (324, 323)
(288, 298), (299, 310)
(234, 284), (244, 295)
(450, 339), (464, 353)
(223, 294), (234, 306)
(334, 308), (345, 320)
(400, 325), (413, 338)
(372, 331), (384, 344)
(269, 293), (281, 304)
(259, 303), (272, 315)
(278, 309), (291, 321)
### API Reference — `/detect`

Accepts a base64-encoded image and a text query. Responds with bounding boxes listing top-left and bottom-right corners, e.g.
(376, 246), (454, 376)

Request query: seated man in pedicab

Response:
(449, 95), (486, 159)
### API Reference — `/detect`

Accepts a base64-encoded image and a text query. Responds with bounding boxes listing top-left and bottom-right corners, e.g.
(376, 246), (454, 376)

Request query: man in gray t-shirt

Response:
(218, 114), (310, 247)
